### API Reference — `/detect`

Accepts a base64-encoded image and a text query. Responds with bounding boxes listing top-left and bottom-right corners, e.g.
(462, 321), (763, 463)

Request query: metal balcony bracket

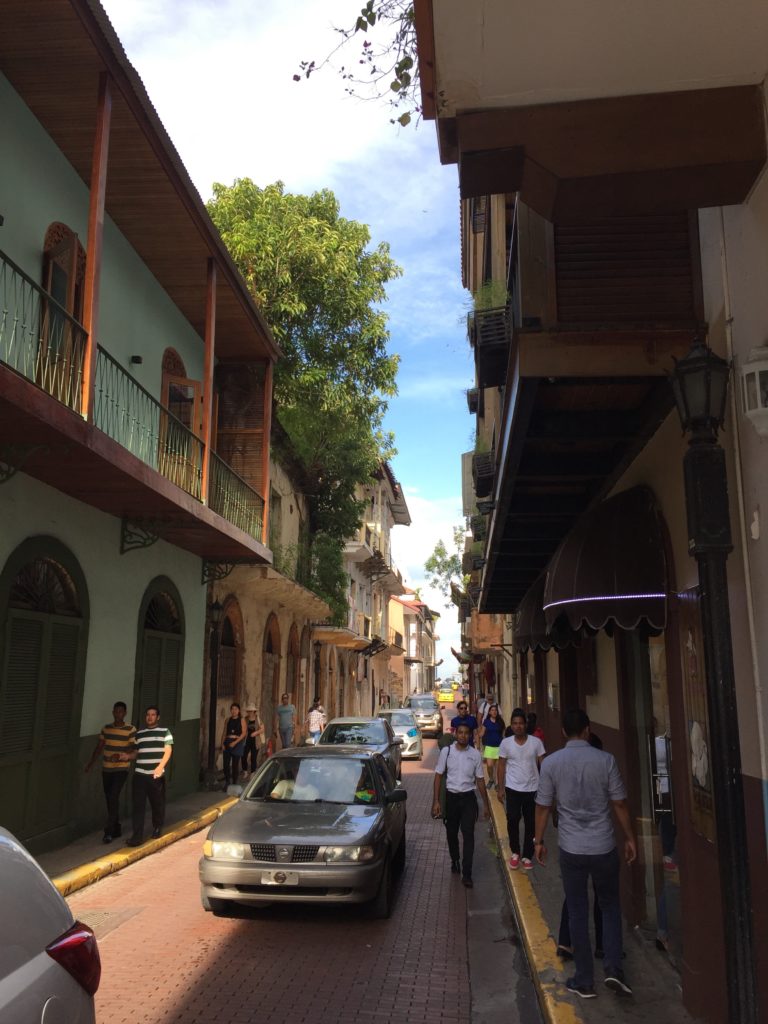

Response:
(120, 518), (161, 554)
(201, 560), (236, 585)
(0, 444), (49, 484)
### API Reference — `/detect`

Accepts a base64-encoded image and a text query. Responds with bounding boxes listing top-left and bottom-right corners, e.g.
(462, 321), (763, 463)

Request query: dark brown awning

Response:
(515, 574), (553, 652)
(543, 486), (667, 633)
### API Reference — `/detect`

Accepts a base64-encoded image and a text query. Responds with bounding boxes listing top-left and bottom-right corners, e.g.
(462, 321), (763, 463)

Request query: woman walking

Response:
(479, 704), (505, 787)
(242, 703), (264, 778)
(221, 703), (247, 789)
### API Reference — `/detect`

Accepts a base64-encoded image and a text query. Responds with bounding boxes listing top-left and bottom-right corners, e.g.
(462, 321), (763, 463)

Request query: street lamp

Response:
(206, 599), (224, 774)
(670, 340), (757, 1024)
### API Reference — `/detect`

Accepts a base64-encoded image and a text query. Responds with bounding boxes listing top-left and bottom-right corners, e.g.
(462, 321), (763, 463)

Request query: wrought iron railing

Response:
(0, 248), (86, 413)
(94, 346), (203, 500)
(208, 453), (264, 542)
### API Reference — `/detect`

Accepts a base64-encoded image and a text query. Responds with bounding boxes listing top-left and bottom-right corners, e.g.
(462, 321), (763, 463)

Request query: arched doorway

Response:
(338, 656), (347, 717)
(135, 579), (184, 750)
(261, 614), (281, 742)
(299, 626), (312, 716)
(0, 538), (89, 848)
(326, 647), (337, 716)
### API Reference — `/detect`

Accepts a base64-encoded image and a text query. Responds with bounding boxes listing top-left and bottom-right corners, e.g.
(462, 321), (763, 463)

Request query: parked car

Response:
(199, 747), (407, 918)
(378, 709), (423, 760)
(0, 827), (101, 1023)
(319, 717), (403, 779)
(402, 694), (443, 737)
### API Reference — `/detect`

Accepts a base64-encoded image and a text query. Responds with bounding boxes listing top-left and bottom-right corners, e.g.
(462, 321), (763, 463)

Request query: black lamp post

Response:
(207, 599), (224, 773)
(671, 339), (757, 1024)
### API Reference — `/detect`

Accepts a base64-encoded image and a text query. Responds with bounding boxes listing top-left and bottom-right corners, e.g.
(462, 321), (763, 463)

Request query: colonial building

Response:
(395, 595), (439, 696)
(0, 0), (278, 850)
(415, 2), (768, 1021)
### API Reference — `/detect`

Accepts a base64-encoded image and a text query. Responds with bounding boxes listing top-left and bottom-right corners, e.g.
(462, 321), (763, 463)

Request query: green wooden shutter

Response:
(42, 621), (80, 749)
(140, 634), (163, 713)
(1, 615), (44, 756)
(159, 636), (181, 725)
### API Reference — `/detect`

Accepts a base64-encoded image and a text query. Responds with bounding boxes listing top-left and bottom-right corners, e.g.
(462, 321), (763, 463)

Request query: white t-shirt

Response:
(499, 735), (546, 792)
(436, 743), (484, 793)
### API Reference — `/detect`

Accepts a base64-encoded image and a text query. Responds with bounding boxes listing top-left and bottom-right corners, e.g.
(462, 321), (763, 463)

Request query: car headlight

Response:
(203, 840), (247, 860)
(322, 845), (375, 863)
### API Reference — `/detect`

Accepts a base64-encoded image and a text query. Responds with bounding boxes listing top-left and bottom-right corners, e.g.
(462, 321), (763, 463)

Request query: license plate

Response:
(261, 870), (299, 886)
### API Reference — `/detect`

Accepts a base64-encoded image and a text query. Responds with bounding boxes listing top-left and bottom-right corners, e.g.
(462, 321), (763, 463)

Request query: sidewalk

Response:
(38, 788), (236, 896)
(489, 795), (698, 1024)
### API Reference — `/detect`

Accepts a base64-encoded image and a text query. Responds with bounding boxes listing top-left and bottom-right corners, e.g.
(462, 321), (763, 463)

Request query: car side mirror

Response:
(395, 736), (404, 744)
(385, 788), (407, 804)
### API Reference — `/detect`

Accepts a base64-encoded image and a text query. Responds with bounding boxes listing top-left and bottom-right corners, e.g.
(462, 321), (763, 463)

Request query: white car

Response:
(0, 827), (101, 1023)
(378, 709), (423, 760)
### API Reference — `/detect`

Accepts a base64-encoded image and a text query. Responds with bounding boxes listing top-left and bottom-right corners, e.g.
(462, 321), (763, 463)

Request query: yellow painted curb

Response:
(53, 797), (238, 898)
(490, 795), (585, 1024)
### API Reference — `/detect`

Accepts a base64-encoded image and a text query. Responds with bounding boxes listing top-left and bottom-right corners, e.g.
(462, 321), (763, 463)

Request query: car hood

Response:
(210, 799), (384, 845)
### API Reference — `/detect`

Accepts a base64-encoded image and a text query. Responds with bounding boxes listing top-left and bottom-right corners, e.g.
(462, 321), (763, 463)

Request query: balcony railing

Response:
(0, 248), (86, 414)
(208, 453), (264, 543)
(94, 347), (203, 500)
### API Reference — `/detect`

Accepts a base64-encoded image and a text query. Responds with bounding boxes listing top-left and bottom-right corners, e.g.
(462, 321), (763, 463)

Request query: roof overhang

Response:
(414, 0), (768, 218)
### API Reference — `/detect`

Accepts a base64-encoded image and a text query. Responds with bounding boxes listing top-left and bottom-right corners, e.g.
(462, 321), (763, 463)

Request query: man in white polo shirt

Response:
(497, 707), (546, 871)
(432, 723), (491, 888)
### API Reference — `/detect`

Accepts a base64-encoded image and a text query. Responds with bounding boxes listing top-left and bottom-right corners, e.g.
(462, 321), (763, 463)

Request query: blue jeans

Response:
(559, 847), (623, 987)
(309, 730), (321, 745)
(279, 727), (294, 748)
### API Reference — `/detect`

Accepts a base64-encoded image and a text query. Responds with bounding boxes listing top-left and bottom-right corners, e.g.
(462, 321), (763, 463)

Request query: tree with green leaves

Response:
(424, 526), (467, 604)
(293, 1), (419, 127)
(207, 179), (401, 622)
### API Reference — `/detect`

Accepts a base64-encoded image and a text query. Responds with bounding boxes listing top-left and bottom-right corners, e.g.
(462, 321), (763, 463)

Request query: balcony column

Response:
(81, 72), (112, 421)
(261, 358), (274, 545)
(200, 258), (217, 503)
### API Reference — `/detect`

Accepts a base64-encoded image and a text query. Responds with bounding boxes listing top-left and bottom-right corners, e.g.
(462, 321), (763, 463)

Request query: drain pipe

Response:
(718, 205), (768, 825)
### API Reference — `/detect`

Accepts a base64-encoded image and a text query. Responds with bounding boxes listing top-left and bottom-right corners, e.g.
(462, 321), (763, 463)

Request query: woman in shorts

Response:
(479, 704), (505, 787)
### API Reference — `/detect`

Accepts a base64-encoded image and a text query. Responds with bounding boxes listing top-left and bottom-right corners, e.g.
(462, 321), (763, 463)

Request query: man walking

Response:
(497, 707), (545, 870)
(84, 700), (136, 844)
(535, 709), (636, 1000)
(122, 706), (173, 846)
(450, 699), (479, 747)
(274, 693), (297, 749)
(432, 723), (490, 888)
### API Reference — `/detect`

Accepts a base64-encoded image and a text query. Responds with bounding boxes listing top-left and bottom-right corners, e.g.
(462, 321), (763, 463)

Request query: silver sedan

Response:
(377, 709), (423, 760)
(199, 747), (407, 919)
(319, 716), (403, 779)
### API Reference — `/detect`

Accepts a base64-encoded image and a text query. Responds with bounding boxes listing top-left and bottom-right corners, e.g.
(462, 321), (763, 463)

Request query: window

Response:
(161, 349), (202, 437)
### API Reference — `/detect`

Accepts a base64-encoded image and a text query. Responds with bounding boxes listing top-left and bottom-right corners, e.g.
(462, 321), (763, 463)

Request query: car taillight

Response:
(46, 921), (101, 996)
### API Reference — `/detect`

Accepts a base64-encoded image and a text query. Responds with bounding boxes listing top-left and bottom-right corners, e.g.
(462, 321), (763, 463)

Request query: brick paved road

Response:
(68, 734), (540, 1024)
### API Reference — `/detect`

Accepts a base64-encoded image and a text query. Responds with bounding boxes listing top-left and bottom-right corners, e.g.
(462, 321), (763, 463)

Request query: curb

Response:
(489, 794), (585, 1024)
(53, 797), (238, 899)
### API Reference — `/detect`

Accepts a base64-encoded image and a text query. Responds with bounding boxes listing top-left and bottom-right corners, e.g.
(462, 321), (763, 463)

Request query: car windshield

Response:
(322, 722), (387, 745)
(384, 712), (415, 728)
(410, 699), (437, 710)
(246, 757), (379, 805)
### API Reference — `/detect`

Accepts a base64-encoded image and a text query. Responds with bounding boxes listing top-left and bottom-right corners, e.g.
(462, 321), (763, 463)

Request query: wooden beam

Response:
(80, 71), (111, 421)
(261, 359), (274, 546)
(456, 86), (766, 219)
(517, 328), (695, 378)
(200, 258), (217, 503)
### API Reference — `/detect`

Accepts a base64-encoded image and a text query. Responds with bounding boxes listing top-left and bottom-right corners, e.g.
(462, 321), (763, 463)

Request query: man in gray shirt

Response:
(535, 709), (636, 1000)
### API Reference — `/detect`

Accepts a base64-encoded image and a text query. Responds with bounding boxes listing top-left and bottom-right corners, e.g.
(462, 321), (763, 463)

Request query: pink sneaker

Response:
(509, 854), (520, 870)
(522, 858), (534, 870)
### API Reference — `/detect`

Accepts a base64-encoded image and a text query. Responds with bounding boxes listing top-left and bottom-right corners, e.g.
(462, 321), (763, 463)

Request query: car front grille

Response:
(249, 844), (320, 862)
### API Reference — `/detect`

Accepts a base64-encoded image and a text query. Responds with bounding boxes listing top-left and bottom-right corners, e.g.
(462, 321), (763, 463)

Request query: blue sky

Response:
(102, 0), (472, 667)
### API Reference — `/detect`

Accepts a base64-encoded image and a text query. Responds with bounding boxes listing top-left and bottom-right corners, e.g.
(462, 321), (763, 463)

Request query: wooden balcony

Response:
(478, 202), (702, 612)
(0, 249), (269, 564)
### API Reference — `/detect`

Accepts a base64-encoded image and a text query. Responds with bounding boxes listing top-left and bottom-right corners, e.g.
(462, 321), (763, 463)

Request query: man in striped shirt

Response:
(84, 701), (136, 844)
(121, 706), (173, 847)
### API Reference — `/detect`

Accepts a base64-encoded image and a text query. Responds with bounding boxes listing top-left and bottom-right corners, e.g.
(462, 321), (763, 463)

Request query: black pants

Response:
(223, 749), (242, 786)
(559, 885), (603, 951)
(243, 736), (260, 773)
(132, 773), (165, 838)
(505, 787), (537, 859)
(102, 770), (128, 836)
(445, 790), (478, 879)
